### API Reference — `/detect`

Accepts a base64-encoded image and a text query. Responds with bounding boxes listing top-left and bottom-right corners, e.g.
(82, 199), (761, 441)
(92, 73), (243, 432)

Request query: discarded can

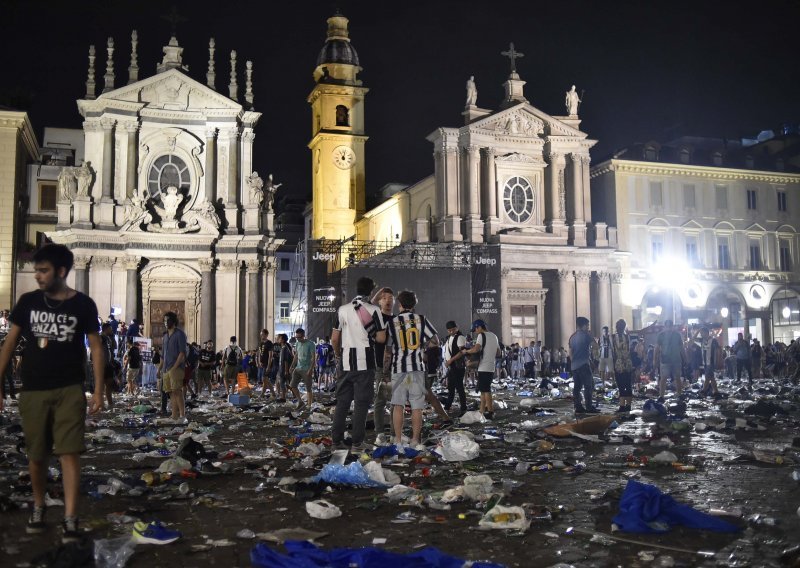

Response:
(673, 464), (696, 472)
(180, 470), (198, 479)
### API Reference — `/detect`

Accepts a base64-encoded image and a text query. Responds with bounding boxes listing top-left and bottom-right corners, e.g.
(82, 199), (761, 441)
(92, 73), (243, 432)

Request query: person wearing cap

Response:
(443, 320), (468, 416)
(569, 316), (600, 414)
(461, 319), (500, 420)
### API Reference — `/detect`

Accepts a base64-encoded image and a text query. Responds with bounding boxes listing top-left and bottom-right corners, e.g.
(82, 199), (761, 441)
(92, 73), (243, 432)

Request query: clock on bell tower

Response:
(308, 12), (369, 240)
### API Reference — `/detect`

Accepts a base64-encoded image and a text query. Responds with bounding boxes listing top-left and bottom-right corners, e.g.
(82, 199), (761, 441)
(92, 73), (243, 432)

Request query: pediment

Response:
(469, 103), (587, 139)
(745, 222), (766, 232)
(681, 219), (703, 229)
(93, 69), (242, 112)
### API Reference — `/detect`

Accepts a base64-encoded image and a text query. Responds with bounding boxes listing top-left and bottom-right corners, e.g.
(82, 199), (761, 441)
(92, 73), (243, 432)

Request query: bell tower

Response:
(308, 12), (368, 240)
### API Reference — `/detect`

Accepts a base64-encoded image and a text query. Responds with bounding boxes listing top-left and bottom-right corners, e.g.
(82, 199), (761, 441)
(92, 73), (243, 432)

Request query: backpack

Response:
(226, 346), (240, 366)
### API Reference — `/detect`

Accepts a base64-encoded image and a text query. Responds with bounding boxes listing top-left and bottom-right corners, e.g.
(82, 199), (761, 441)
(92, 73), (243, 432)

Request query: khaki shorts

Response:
(390, 371), (427, 410)
(163, 367), (184, 392)
(19, 384), (86, 461)
(126, 368), (139, 384)
(224, 364), (238, 381)
(289, 368), (312, 390)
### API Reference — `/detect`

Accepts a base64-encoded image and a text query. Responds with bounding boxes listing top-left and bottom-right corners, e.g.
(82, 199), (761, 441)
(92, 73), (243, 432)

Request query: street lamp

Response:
(651, 257), (692, 324)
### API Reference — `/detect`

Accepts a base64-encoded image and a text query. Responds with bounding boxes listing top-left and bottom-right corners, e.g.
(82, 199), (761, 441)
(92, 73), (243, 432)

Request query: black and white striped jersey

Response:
(333, 296), (385, 372)
(387, 311), (438, 374)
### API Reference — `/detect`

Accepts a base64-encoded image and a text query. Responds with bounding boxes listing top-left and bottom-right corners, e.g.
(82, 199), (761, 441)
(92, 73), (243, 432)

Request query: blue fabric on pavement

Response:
(251, 540), (505, 568)
(312, 461), (386, 487)
(371, 445), (420, 459)
(613, 480), (740, 534)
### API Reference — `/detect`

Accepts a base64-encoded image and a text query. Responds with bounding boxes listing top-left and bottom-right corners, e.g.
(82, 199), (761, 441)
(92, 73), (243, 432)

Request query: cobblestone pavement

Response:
(1, 376), (799, 567)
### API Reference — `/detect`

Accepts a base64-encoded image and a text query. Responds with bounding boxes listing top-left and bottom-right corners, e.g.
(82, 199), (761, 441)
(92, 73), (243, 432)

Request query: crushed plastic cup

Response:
(305, 500), (342, 520)
(236, 529), (256, 539)
(514, 462), (530, 475)
(94, 536), (136, 568)
(437, 432), (480, 462)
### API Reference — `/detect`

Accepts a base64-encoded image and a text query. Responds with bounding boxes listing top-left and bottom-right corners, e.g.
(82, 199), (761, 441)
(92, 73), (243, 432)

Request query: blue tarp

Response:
(612, 480), (740, 534)
(371, 444), (420, 459)
(251, 540), (505, 568)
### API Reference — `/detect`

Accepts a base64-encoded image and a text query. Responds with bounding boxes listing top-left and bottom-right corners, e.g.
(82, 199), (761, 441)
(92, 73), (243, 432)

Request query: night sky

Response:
(2, 0), (797, 202)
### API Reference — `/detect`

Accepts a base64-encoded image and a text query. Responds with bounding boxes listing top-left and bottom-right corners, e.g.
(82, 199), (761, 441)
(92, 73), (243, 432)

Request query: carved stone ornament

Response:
(479, 113), (544, 136)
(183, 197), (221, 234)
(74, 162), (94, 197)
(495, 152), (539, 163)
(57, 167), (78, 202)
(574, 270), (592, 281)
(247, 171), (264, 206)
(558, 169), (566, 220)
(557, 268), (572, 281)
(120, 189), (153, 232)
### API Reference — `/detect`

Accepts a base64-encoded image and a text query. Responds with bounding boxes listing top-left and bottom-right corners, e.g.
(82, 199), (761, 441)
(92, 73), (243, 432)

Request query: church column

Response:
(240, 129), (255, 197)
(569, 153), (587, 246)
(124, 256), (140, 325)
(433, 150), (445, 240)
(73, 256), (91, 294)
(219, 127), (239, 234)
(205, 128), (216, 202)
(610, 272), (623, 326)
(464, 145), (483, 241)
(596, 271), (612, 334)
(246, 260), (261, 350)
(442, 147), (461, 241)
(124, 123), (138, 198)
(557, 269), (576, 349)
(581, 155), (592, 224)
(263, 260), (276, 335)
(199, 258), (215, 343)
(575, 270), (591, 323)
(547, 152), (566, 235)
(100, 119), (115, 199)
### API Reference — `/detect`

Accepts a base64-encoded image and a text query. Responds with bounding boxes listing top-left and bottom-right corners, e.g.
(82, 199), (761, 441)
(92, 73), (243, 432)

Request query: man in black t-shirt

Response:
(0, 244), (105, 543)
(257, 329), (276, 398)
(196, 340), (215, 396)
(123, 338), (141, 395)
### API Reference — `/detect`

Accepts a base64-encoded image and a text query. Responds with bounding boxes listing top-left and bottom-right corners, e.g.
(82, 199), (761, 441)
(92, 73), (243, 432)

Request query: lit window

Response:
(651, 238), (664, 263)
(780, 241), (792, 272)
(39, 183), (57, 212)
(502, 176), (534, 223)
(279, 302), (290, 320)
(749, 242), (761, 270)
(685, 238), (699, 267)
(778, 190), (787, 213)
(683, 184), (696, 209)
(718, 237), (730, 270)
(649, 182), (663, 208)
(747, 189), (757, 210)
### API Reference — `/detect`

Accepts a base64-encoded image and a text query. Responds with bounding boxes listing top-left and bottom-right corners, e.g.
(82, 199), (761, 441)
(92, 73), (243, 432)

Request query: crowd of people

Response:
(1, 243), (800, 544)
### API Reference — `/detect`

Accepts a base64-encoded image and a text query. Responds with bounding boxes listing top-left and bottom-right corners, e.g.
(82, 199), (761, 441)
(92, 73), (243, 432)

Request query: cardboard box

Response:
(228, 394), (250, 406)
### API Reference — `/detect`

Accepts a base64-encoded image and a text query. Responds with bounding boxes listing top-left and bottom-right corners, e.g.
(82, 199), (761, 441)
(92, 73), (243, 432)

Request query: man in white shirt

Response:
(331, 277), (387, 451)
(461, 319), (500, 420)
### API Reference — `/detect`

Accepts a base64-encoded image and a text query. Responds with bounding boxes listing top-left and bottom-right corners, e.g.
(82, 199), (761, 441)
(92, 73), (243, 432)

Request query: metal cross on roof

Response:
(161, 5), (188, 37)
(501, 42), (525, 74)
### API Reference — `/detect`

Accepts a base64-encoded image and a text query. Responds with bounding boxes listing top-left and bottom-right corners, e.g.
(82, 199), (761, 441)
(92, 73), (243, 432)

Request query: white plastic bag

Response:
(95, 536), (136, 568)
(438, 432), (480, 461)
(478, 505), (530, 531)
(459, 411), (486, 424)
(305, 499), (342, 519)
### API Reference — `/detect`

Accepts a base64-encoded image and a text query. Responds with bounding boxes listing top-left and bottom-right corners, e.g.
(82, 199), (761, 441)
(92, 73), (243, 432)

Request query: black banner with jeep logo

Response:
(306, 240), (342, 341)
(471, 244), (502, 333)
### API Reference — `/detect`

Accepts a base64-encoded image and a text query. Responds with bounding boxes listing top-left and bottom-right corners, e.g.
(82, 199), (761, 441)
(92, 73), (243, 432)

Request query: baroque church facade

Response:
(307, 14), (625, 348)
(22, 33), (282, 348)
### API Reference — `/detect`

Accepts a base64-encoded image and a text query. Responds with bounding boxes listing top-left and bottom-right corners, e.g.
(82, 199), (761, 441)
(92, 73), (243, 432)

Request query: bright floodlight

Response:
(720, 307), (729, 318)
(651, 257), (690, 289)
(783, 306), (791, 319)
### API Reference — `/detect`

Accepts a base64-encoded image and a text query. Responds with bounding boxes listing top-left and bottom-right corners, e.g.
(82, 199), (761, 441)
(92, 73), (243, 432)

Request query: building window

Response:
(502, 176), (534, 223)
(776, 158), (785, 172)
(280, 258), (290, 271)
(649, 182), (663, 208)
(774, 296), (800, 326)
(280, 279), (290, 293)
(713, 152), (723, 166)
(747, 189), (757, 210)
(685, 237), (699, 267)
(715, 186), (728, 210)
(718, 238), (730, 270)
(147, 154), (190, 204)
(279, 302), (290, 320)
(679, 148), (690, 164)
(651, 237), (664, 263)
(780, 241), (792, 272)
(335, 105), (349, 126)
(778, 190), (788, 212)
(749, 242), (761, 270)
(745, 155), (754, 169)
(683, 184), (696, 209)
(39, 182), (57, 212)
(644, 146), (657, 160)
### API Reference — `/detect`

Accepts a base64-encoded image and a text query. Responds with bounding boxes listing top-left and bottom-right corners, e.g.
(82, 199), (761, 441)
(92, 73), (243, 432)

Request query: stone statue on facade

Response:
(57, 167), (77, 202)
(152, 185), (184, 229)
(465, 75), (477, 107)
(74, 162), (93, 197)
(565, 85), (581, 116)
(247, 171), (264, 206)
(184, 197), (221, 233)
(263, 173), (281, 212)
(120, 189), (152, 231)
